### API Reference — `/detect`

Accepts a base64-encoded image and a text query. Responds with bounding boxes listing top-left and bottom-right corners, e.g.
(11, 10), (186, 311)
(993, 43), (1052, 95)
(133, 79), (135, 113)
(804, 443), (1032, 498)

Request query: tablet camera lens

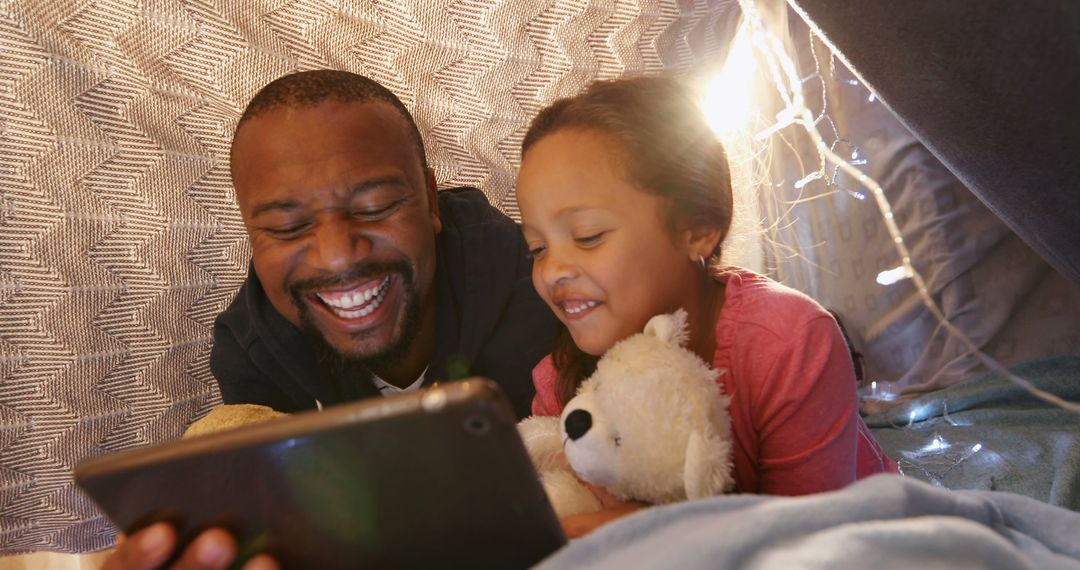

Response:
(464, 415), (491, 436)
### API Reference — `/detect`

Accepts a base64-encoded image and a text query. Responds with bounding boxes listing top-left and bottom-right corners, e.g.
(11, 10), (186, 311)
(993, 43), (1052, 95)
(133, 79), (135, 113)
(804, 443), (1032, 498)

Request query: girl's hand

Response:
(561, 482), (648, 539)
(560, 501), (647, 539)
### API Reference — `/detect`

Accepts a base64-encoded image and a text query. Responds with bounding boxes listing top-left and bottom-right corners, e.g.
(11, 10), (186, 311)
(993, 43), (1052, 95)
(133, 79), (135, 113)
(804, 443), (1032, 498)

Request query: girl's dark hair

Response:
(521, 75), (734, 407)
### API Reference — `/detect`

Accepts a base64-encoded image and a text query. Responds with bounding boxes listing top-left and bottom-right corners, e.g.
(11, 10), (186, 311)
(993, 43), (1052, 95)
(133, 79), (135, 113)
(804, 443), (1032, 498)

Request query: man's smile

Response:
(312, 275), (393, 319)
(299, 273), (403, 334)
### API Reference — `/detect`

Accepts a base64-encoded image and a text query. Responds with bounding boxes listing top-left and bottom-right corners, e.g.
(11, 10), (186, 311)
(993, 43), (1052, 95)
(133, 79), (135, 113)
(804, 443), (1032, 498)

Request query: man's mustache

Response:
(286, 260), (413, 302)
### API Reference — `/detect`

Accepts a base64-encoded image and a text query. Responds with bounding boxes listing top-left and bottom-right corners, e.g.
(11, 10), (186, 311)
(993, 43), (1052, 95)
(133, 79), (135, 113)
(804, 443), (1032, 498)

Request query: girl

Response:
(516, 76), (897, 536)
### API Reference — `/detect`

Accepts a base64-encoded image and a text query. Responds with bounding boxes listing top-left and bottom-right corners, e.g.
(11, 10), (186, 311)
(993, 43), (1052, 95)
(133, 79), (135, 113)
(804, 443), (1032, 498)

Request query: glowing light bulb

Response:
(876, 265), (910, 286)
(972, 443), (983, 453)
(701, 22), (758, 138)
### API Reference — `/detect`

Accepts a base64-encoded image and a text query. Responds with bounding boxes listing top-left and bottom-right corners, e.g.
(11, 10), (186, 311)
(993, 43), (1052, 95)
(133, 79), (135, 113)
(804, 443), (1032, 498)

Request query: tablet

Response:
(75, 378), (565, 569)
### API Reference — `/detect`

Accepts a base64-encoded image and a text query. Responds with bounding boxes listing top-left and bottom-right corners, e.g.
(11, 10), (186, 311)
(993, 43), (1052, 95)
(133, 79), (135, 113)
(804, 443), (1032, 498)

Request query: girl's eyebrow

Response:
(520, 206), (613, 233)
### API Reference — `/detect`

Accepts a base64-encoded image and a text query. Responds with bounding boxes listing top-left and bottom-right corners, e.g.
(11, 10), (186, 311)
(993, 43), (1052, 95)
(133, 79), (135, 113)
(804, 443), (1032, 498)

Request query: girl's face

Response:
(517, 129), (702, 356)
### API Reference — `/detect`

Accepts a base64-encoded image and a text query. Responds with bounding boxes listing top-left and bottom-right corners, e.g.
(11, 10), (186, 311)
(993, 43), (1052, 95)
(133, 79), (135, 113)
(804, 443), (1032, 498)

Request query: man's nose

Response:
(309, 217), (370, 272)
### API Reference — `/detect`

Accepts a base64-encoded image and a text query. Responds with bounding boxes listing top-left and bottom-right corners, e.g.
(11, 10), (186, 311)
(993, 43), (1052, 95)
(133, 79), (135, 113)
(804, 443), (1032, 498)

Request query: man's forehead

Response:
(230, 99), (428, 211)
(231, 98), (422, 173)
(237, 98), (406, 139)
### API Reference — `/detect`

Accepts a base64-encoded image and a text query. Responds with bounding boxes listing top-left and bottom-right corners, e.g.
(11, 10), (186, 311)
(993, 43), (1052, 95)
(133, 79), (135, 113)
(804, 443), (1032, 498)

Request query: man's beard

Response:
(287, 259), (423, 380)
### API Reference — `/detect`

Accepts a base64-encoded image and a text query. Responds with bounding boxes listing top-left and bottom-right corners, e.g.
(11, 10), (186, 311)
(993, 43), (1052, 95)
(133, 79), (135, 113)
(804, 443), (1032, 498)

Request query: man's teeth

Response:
(315, 277), (392, 318)
(564, 300), (598, 314)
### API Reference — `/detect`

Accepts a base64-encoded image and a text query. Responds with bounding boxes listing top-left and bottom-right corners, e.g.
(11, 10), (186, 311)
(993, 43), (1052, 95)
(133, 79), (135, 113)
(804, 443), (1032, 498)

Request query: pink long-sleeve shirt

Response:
(532, 267), (898, 496)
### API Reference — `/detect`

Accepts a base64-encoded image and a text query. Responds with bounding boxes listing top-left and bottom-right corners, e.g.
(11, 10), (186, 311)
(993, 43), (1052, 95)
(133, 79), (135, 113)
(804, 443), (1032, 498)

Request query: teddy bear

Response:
(518, 309), (734, 518)
(183, 403), (288, 438)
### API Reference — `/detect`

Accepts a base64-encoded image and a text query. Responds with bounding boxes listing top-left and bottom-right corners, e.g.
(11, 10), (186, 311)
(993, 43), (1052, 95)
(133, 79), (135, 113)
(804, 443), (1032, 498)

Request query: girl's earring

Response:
(698, 255), (707, 271)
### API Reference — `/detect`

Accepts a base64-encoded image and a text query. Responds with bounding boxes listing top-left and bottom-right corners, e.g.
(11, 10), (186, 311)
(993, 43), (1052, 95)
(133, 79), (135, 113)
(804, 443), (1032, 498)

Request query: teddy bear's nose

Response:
(564, 409), (592, 441)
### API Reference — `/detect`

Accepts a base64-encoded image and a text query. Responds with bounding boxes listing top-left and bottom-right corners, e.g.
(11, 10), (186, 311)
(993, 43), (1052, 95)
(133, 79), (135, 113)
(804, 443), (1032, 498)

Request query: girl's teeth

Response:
(565, 301), (598, 314)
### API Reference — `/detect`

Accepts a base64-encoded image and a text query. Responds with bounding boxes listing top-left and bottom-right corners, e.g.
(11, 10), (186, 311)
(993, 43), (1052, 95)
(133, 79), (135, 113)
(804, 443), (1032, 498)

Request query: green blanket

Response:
(866, 356), (1080, 510)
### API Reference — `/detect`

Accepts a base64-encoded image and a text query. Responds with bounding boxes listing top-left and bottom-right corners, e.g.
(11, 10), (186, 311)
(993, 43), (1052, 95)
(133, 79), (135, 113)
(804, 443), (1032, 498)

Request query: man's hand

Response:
(102, 523), (279, 570)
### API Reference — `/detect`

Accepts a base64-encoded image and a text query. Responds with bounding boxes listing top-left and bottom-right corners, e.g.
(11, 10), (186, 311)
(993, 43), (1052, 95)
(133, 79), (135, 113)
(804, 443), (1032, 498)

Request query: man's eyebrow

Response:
(351, 175), (411, 196)
(251, 199), (300, 218)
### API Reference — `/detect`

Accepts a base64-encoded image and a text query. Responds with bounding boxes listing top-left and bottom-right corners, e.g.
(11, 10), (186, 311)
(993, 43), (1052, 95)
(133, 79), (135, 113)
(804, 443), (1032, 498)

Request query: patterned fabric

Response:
(0, 0), (738, 554)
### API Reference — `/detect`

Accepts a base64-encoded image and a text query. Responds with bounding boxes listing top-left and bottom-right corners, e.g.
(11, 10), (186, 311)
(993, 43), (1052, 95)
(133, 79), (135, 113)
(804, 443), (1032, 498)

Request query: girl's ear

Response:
(682, 225), (725, 263)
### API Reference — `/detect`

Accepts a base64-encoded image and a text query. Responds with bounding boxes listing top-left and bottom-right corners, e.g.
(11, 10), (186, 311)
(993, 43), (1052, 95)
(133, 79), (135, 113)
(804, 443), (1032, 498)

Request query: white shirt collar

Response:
(371, 366), (428, 395)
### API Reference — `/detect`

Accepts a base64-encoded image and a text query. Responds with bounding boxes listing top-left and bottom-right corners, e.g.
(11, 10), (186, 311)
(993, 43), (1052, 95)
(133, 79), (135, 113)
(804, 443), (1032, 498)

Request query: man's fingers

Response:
(242, 554), (281, 570)
(102, 523), (176, 570)
(171, 528), (237, 570)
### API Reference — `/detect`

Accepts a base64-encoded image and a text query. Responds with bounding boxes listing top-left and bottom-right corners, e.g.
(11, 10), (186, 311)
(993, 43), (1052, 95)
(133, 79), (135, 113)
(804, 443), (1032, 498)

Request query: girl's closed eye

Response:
(574, 231), (607, 247)
(528, 244), (547, 260)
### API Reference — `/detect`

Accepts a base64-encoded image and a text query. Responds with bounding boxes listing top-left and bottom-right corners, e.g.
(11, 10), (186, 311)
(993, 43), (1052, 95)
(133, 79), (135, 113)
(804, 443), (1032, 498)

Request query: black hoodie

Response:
(209, 187), (559, 419)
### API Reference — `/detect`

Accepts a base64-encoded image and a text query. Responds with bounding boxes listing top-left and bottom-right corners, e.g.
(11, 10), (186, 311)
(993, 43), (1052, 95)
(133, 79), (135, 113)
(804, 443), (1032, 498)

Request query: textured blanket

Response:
(533, 474), (1080, 569)
(866, 356), (1080, 510)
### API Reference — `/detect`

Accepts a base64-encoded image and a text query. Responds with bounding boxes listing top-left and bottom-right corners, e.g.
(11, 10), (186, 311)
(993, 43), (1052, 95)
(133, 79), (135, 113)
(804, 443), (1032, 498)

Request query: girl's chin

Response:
(569, 332), (616, 357)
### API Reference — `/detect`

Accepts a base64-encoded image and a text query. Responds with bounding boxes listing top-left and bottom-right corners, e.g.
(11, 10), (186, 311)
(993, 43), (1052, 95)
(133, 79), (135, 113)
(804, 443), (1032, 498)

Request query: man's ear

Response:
(425, 167), (443, 234)
(683, 225), (725, 262)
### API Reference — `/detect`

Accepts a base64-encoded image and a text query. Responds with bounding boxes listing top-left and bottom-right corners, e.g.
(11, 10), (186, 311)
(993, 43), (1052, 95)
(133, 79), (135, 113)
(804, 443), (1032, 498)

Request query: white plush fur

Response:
(519, 310), (734, 516)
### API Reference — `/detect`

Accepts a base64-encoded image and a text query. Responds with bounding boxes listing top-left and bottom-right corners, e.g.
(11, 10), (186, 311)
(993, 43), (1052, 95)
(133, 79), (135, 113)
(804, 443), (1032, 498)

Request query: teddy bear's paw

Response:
(542, 468), (603, 518)
(518, 415), (567, 471)
(683, 430), (736, 499)
(183, 404), (288, 438)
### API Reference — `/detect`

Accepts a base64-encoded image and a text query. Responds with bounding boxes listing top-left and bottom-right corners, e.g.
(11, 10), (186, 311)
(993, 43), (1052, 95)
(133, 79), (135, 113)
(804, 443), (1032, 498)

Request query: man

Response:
(104, 70), (558, 569)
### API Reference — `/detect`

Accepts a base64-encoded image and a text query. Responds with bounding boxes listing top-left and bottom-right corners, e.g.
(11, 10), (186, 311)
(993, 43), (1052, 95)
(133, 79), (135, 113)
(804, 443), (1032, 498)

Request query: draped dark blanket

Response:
(792, 0), (1080, 286)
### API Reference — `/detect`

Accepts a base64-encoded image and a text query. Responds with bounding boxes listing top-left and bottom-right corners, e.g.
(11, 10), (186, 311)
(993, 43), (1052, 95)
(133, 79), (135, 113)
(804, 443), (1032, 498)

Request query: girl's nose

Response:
(538, 248), (578, 286)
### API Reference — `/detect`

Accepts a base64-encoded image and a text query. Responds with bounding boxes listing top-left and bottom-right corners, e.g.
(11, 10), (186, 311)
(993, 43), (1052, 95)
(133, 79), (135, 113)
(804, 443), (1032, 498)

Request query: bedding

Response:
(866, 356), (1080, 510)
(533, 474), (1080, 569)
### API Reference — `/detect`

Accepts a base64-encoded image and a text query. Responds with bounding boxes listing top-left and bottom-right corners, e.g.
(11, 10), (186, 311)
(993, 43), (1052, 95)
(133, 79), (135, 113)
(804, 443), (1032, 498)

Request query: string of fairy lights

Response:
(718, 0), (1080, 416)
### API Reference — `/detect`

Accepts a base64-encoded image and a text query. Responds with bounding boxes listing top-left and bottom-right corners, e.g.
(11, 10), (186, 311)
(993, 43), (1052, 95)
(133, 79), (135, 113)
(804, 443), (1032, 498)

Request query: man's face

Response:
(231, 100), (441, 363)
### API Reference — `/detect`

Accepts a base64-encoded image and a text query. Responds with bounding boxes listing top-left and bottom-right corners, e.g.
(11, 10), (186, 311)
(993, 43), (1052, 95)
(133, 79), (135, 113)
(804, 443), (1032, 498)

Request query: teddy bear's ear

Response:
(643, 308), (690, 347)
(683, 429), (735, 500)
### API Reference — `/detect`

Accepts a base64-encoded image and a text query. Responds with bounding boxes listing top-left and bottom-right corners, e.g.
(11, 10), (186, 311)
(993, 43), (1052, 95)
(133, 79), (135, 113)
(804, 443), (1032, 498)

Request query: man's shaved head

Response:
(234, 69), (427, 170)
